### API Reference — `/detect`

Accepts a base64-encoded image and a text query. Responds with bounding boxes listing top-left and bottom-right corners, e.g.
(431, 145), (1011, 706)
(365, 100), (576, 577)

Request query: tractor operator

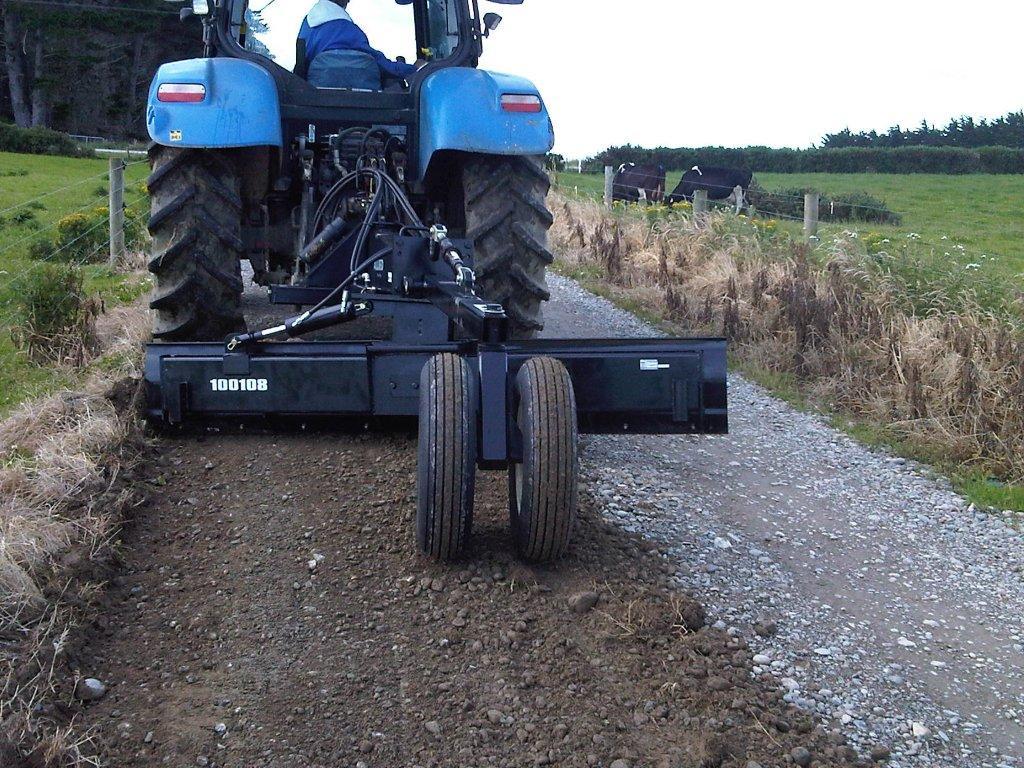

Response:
(299, 0), (417, 89)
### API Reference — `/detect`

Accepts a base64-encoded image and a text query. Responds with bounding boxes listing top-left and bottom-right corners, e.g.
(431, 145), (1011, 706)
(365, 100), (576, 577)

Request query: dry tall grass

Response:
(551, 195), (1024, 482)
(0, 301), (149, 764)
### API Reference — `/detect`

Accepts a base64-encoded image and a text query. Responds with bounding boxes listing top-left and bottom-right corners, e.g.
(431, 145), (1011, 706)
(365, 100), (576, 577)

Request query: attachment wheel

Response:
(508, 357), (579, 562)
(417, 353), (477, 561)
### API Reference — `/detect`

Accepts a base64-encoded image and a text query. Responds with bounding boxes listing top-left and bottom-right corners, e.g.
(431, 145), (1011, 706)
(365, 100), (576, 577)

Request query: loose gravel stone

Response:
(76, 678), (106, 701)
(567, 591), (600, 614)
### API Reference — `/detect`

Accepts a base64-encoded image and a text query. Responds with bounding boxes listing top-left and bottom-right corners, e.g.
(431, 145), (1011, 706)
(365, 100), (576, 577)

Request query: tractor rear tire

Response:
(147, 145), (246, 341)
(509, 357), (578, 562)
(461, 155), (553, 339)
(417, 353), (477, 561)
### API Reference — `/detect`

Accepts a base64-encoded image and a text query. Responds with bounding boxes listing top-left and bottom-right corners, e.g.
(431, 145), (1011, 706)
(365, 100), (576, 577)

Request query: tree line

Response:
(822, 112), (1024, 149)
(1, 0), (198, 139)
(587, 144), (1024, 175)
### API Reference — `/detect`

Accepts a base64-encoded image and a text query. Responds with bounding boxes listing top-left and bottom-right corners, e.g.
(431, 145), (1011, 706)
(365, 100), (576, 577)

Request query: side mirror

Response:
(482, 12), (502, 37)
(167, 0), (209, 15)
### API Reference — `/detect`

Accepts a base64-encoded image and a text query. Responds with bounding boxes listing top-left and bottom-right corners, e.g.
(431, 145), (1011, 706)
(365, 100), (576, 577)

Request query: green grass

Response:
(0, 151), (150, 415)
(756, 172), (1024, 277)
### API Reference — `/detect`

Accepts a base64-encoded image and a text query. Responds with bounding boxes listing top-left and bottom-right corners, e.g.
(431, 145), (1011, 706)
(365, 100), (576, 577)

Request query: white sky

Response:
(254, 0), (1024, 158)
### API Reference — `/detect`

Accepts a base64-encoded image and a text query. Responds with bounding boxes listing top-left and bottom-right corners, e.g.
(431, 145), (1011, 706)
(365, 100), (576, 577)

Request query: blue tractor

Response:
(147, 0), (554, 341)
(144, 0), (729, 563)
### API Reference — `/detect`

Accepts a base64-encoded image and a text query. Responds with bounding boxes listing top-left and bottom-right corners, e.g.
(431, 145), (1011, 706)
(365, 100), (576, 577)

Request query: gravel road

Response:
(543, 274), (1024, 768)
(73, 272), (1023, 767)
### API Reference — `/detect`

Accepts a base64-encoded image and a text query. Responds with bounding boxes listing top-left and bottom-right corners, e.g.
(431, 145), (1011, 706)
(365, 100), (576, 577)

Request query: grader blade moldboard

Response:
(144, 338), (727, 463)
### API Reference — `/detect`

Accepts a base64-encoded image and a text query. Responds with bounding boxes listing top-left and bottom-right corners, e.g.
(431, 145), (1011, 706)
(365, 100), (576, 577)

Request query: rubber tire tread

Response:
(461, 155), (553, 339)
(416, 353), (476, 561)
(147, 145), (246, 341)
(509, 357), (579, 562)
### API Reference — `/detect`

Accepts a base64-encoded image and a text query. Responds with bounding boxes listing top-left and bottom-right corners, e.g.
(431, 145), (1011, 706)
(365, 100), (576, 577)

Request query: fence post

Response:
(733, 185), (744, 215)
(108, 158), (125, 267)
(803, 192), (819, 239)
(603, 165), (614, 208)
(693, 189), (708, 217)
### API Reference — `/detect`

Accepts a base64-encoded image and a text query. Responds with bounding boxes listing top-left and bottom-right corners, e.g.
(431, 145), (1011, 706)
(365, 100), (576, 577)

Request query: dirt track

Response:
(79, 438), (845, 768)
(73, 281), (852, 767)
(73, 273), (1024, 768)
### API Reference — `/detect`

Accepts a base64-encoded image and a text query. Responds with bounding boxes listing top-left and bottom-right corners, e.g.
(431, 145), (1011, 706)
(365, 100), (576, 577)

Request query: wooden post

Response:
(604, 165), (614, 208)
(803, 192), (819, 239)
(108, 158), (125, 267)
(733, 185), (744, 215)
(693, 189), (708, 217)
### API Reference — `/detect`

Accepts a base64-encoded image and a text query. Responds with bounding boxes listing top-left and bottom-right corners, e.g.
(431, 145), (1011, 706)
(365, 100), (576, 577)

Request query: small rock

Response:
(713, 536), (732, 550)
(870, 744), (891, 762)
(752, 654), (771, 665)
(707, 676), (732, 692)
(754, 620), (777, 637)
(213, 723), (227, 736)
(487, 709), (504, 724)
(568, 591), (600, 614)
(425, 721), (441, 735)
(610, 760), (630, 768)
(910, 722), (931, 739)
(76, 678), (106, 701)
(790, 747), (812, 767)
(143, 731), (154, 744)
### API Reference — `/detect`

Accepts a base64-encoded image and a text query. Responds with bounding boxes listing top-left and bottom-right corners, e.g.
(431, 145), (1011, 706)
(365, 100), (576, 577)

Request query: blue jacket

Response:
(299, 3), (416, 80)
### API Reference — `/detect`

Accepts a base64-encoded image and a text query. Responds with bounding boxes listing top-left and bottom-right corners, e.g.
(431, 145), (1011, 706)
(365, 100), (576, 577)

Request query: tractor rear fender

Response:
(146, 58), (284, 150)
(418, 69), (554, 177)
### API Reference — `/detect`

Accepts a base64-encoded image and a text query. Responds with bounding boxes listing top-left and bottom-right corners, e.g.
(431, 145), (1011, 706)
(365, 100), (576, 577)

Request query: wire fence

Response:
(555, 169), (1011, 268)
(0, 162), (150, 331)
(560, 178), (812, 225)
(0, 159), (147, 219)
(564, 170), (901, 218)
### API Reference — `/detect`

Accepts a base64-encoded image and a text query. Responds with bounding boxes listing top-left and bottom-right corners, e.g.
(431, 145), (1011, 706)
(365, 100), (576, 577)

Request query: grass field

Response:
(0, 151), (150, 414)
(557, 171), (1024, 279)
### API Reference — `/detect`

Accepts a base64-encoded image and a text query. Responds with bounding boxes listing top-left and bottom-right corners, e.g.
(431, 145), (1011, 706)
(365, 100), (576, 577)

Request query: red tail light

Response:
(157, 83), (207, 103)
(501, 94), (542, 114)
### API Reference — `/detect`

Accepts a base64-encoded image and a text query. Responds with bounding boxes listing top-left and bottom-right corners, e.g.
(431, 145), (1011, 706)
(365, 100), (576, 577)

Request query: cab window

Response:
(233, 0), (416, 71)
(422, 0), (460, 60)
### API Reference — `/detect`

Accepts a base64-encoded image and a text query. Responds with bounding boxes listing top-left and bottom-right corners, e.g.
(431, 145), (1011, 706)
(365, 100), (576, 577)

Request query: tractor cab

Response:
(229, 0), (465, 87)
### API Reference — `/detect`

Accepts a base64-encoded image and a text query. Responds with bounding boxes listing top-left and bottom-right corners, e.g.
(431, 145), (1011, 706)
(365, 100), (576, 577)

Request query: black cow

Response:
(668, 166), (753, 209)
(612, 163), (666, 204)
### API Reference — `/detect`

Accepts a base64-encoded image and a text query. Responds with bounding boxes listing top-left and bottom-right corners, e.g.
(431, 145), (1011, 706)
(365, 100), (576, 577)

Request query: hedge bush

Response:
(10, 263), (97, 363)
(0, 122), (89, 157)
(27, 206), (146, 264)
(591, 144), (1024, 175)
